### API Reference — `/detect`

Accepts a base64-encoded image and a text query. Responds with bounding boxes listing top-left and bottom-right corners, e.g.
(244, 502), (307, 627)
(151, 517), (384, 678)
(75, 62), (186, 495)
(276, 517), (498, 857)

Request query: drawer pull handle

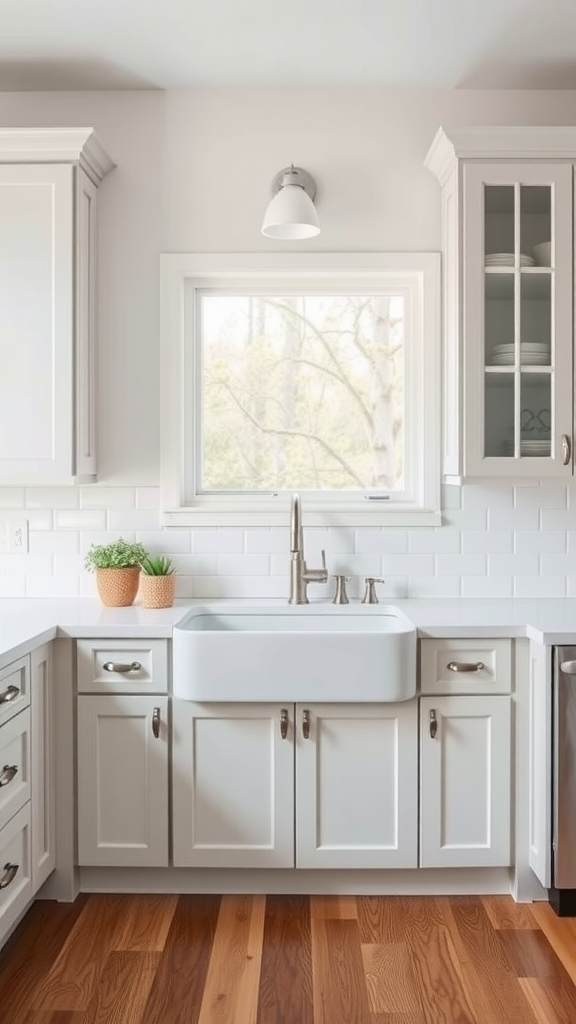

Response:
(447, 661), (484, 673)
(302, 709), (310, 739)
(103, 661), (142, 674)
(429, 709), (438, 739)
(0, 764), (18, 787)
(0, 863), (18, 889)
(152, 707), (160, 739)
(0, 685), (19, 705)
(280, 708), (288, 740)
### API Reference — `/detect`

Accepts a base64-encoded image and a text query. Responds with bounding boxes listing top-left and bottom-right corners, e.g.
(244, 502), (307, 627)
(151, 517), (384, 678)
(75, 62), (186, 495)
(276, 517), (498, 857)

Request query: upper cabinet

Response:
(425, 126), (576, 481)
(0, 128), (114, 484)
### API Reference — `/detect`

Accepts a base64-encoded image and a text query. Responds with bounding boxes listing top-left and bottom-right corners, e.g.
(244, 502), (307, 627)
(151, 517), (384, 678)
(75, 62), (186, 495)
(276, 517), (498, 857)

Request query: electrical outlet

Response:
(7, 520), (28, 553)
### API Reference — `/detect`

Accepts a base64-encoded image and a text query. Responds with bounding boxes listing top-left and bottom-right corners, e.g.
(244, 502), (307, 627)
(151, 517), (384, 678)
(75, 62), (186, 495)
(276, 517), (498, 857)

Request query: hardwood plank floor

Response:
(2, 894), (576, 1024)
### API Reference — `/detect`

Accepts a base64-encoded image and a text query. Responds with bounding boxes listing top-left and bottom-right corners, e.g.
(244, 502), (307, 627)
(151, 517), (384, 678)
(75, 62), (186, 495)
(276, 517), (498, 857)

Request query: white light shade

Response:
(261, 167), (320, 240)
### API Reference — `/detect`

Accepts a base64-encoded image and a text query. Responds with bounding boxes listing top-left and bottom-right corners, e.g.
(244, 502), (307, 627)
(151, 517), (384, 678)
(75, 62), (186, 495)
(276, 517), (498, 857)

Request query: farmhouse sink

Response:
(172, 603), (416, 702)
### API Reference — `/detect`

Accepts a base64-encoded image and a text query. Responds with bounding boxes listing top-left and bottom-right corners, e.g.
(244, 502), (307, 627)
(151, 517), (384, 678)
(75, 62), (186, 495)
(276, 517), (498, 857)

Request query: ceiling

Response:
(1, 0), (576, 92)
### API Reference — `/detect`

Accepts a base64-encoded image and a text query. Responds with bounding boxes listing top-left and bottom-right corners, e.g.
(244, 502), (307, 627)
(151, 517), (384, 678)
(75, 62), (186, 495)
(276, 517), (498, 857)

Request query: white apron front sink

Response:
(172, 603), (416, 702)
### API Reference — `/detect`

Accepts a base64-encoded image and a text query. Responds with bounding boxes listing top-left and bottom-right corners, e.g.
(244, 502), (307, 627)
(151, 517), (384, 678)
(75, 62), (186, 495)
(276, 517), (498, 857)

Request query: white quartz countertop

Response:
(1, 596), (576, 669)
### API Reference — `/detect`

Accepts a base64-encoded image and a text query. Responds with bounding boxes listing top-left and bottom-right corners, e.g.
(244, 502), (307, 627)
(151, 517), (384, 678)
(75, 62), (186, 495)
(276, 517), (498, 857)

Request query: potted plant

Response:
(139, 555), (176, 609)
(84, 537), (149, 607)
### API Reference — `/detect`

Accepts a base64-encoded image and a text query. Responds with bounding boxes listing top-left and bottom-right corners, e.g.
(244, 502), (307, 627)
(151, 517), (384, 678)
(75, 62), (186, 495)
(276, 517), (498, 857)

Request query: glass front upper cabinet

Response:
(464, 163), (573, 478)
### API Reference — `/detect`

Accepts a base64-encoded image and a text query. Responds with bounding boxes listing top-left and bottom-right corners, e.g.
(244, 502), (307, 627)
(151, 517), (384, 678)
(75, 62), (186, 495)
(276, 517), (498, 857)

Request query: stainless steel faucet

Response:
(288, 492), (328, 604)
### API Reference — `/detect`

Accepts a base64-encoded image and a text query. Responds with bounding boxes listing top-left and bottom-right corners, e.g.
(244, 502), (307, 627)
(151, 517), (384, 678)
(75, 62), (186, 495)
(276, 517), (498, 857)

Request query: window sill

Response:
(162, 505), (442, 528)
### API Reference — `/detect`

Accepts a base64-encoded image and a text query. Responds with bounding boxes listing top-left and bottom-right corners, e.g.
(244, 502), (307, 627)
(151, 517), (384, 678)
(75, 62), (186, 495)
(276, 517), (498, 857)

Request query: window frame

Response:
(160, 252), (441, 526)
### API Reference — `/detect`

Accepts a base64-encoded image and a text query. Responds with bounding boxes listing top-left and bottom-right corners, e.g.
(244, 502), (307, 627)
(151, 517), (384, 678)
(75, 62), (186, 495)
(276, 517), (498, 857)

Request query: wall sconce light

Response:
(261, 165), (320, 240)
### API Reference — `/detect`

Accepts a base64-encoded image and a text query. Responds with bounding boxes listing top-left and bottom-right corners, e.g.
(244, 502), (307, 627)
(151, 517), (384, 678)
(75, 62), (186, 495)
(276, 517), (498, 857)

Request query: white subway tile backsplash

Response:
(435, 553), (486, 577)
(489, 507), (540, 531)
(442, 509), (488, 531)
(107, 509), (161, 532)
(0, 575), (26, 597)
(137, 530), (192, 555)
(514, 483), (568, 510)
(540, 509), (576, 531)
(487, 553), (539, 576)
(135, 487), (161, 509)
(408, 576), (461, 598)
(540, 552), (576, 576)
(6, 481), (576, 599)
(29, 532), (79, 555)
(409, 529), (460, 554)
(516, 530), (566, 554)
(514, 576), (567, 598)
(26, 576), (80, 598)
(57, 510), (107, 532)
(172, 554), (219, 576)
(462, 531), (513, 554)
(192, 529), (245, 555)
(26, 487), (79, 509)
(80, 487), (136, 509)
(462, 484), (514, 510)
(218, 554), (270, 576)
(461, 576), (514, 598)
(355, 529), (408, 554)
(245, 528), (287, 554)
(383, 553), (435, 576)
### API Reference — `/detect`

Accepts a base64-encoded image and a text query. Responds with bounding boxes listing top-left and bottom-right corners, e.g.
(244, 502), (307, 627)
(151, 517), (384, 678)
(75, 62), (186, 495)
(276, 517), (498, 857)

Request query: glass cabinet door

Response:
(464, 163), (573, 477)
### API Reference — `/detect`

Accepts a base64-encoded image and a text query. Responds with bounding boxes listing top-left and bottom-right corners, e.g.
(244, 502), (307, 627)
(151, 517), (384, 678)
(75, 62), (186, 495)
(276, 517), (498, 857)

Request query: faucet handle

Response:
(362, 577), (385, 604)
(320, 549), (327, 572)
(332, 575), (350, 605)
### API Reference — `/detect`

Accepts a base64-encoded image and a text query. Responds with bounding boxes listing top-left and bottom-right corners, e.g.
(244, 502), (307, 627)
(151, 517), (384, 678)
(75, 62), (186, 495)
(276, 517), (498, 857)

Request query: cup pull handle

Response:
(103, 662), (142, 673)
(0, 685), (19, 705)
(0, 863), (18, 889)
(0, 765), (18, 788)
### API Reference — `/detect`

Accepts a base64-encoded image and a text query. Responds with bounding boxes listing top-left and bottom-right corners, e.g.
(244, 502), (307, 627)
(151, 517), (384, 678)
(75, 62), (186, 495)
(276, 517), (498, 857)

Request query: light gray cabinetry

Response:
(0, 129), (114, 483)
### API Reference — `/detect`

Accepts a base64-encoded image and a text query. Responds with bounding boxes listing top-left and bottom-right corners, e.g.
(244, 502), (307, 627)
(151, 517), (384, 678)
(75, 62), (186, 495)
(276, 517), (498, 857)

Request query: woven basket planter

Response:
(96, 566), (140, 607)
(139, 573), (175, 609)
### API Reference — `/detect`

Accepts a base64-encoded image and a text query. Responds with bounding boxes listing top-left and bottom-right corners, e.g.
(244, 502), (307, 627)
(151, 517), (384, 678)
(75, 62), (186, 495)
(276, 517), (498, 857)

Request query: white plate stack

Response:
(485, 252), (535, 267)
(490, 342), (550, 366)
(502, 440), (551, 456)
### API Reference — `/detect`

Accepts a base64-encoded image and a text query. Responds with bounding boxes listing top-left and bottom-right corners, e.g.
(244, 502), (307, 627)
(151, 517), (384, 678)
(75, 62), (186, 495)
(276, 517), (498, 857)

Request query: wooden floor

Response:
(2, 894), (576, 1023)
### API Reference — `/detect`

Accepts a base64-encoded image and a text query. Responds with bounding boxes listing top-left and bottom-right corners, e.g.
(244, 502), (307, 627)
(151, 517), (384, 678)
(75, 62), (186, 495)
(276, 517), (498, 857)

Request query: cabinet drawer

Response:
(419, 639), (512, 695)
(0, 708), (30, 831)
(0, 657), (30, 727)
(77, 640), (169, 694)
(0, 803), (32, 948)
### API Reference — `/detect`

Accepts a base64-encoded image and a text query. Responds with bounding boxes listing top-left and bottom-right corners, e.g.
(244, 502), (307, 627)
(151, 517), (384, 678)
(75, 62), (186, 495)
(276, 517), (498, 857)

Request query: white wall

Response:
(1, 86), (576, 599)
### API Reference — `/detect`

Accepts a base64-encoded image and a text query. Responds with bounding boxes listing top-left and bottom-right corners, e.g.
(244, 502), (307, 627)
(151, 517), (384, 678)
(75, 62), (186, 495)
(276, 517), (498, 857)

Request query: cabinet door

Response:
(0, 164), (75, 484)
(30, 644), (55, 891)
(173, 701), (294, 868)
(296, 702), (418, 869)
(420, 695), (511, 867)
(528, 642), (552, 887)
(463, 162), (573, 478)
(77, 695), (169, 867)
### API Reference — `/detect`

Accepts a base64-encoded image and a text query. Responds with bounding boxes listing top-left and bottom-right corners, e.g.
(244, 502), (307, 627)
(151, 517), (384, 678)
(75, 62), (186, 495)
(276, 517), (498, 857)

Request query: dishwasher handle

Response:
(560, 660), (576, 675)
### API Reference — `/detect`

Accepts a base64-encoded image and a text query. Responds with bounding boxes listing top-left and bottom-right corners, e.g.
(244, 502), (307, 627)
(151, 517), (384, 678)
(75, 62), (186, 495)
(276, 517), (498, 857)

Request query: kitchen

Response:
(3, 0), (576, 1020)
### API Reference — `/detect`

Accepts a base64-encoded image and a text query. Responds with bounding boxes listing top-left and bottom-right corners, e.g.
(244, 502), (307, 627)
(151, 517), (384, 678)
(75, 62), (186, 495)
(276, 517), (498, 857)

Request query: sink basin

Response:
(173, 604), (416, 702)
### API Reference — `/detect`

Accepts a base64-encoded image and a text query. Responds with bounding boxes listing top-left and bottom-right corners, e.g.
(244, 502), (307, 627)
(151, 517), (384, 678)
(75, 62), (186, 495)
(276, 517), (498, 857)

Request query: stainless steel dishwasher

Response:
(551, 648), (576, 915)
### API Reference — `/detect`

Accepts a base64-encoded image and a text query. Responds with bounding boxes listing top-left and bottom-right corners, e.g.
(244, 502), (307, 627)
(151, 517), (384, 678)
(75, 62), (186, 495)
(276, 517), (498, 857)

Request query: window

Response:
(160, 253), (440, 526)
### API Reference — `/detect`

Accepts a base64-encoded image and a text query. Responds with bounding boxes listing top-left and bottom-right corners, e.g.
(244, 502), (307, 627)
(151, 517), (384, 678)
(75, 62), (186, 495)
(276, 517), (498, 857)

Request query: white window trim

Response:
(160, 252), (441, 527)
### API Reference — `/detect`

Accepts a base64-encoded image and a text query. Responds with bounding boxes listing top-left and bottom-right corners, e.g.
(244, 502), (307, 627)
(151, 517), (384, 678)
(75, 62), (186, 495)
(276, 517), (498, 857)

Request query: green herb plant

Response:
(139, 555), (176, 576)
(84, 538), (149, 572)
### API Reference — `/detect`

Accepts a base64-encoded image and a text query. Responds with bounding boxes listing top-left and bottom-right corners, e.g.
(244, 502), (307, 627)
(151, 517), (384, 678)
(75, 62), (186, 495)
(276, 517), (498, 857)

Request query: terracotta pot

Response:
(95, 566), (140, 607)
(139, 573), (175, 609)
